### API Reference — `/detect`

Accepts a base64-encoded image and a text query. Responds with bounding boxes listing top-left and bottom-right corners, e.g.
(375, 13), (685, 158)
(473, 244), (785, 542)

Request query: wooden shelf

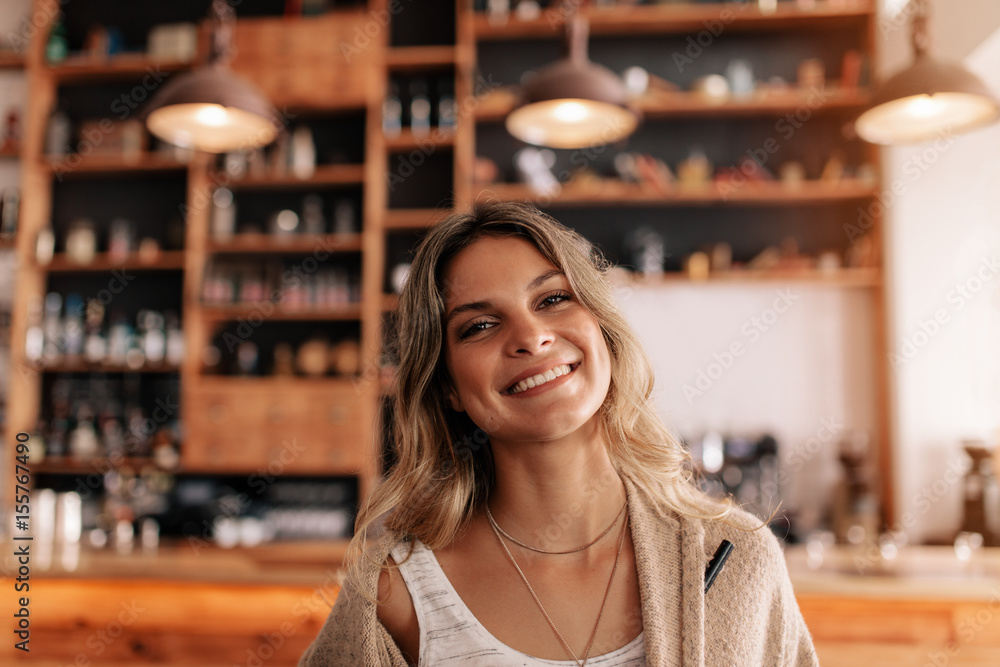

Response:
(473, 1), (873, 40)
(381, 293), (399, 311)
(476, 87), (872, 122)
(28, 361), (181, 374)
(626, 267), (880, 288)
(386, 46), (457, 71)
(222, 164), (365, 190)
(200, 303), (363, 322)
(43, 152), (190, 176)
(207, 233), (363, 254)
(383, 208), (450, 230)
(479, 179), (877, 207)
(33, 456), (162, 474)
(45, 54), (192, 83)
(42, 251), (186, 272)
(385, 129), (456, 151)
(0, 51), (25, 69)
(195, 375), (358, 389)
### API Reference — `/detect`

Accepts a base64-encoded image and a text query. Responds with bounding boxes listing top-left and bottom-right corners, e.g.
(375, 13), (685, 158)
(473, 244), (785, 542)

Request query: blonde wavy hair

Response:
(346, 200), (733, 586)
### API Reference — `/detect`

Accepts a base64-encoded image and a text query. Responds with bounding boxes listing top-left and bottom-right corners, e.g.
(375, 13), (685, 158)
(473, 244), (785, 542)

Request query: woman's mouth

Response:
(505, 363), (577, 395)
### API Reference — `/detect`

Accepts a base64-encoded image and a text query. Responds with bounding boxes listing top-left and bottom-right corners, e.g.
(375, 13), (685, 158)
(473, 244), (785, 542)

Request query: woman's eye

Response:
(540, 292), (571, 307)
(459, 320), (493, 339)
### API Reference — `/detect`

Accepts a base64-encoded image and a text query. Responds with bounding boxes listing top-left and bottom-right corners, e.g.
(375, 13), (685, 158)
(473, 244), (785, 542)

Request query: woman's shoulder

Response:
(377, 541), (421, 665)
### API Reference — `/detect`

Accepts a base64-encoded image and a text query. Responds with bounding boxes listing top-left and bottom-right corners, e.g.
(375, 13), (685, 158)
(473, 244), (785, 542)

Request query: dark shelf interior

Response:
(58, 0), (366, 53)
(390, 0), (456, 47)
(205, 319), (362, 377)
(477, 28), (867, 91)
(47, 271), (184, 320)
(535, 204), (864, 271)
(51, 174), (187, 251)
(387, 151), (454, 209)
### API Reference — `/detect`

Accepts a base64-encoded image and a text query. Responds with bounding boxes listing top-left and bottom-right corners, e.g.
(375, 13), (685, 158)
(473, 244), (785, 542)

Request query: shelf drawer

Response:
(184, 382), (370, 472)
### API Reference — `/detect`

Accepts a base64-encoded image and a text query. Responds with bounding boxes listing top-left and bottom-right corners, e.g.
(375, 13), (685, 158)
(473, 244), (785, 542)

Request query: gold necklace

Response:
(488, 503), (629, 667)
(485, 497), (626, 554)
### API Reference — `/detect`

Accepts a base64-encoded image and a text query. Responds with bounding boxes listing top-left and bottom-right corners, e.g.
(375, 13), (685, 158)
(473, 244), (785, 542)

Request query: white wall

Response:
(880, 1), (1000, 543)
(618, 284), (877, 530)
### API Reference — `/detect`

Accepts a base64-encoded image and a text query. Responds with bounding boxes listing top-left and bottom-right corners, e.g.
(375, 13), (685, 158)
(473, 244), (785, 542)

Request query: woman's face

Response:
(441, 235), (612, 445)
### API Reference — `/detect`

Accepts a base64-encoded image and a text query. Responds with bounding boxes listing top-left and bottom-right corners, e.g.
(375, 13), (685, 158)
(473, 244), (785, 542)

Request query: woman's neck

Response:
(485, 426), (626, 557)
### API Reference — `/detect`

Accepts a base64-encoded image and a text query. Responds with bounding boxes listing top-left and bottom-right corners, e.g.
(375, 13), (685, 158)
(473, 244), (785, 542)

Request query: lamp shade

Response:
(143, 64), (278, 153)
(505, 15), (639, 149)
(855, 54), (1000, 145)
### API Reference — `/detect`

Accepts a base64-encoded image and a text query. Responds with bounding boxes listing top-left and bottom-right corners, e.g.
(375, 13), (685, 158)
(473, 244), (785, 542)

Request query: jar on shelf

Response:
(65, 218), (97, 264)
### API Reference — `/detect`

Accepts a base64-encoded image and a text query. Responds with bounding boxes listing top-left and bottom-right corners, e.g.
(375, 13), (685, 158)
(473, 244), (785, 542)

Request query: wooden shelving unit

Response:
(4, 0), (895, 562)
(384, 207), (450, 229)
(0, 50), (25, 68)
(33, 456), (160, 474)
(476, 87), (872, 121)
(200, 303), (363, 322)
(44, 54), (192, 83)
(481, 179), (878, 207)
(625, 267), (881, 288)
(42, 152), (190, 176)
(386, 45), (458, 71)
(220, 164), (365, 190)
(206, 233), (363, 254)
(42, 250), (187, 272)
(27, 360), (182, 373)
(197, 374), (358, 388)
(384, 128), (456, 151)
(473, 1), (872, 39)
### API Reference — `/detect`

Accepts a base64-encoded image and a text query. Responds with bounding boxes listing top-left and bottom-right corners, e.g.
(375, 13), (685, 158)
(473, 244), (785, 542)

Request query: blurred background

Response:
(1, 0), (999, 664)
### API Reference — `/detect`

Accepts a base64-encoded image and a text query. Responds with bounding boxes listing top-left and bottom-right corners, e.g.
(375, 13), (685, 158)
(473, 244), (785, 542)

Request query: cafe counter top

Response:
(2, 540), (1000, 665)
(0, 537), (352, 585)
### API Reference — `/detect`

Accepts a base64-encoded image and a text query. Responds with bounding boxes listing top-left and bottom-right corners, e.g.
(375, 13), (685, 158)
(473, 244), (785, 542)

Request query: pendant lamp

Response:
(142, 0), (278, 153)
(506, 13), (639, 150)
(855, 0), (999, 145)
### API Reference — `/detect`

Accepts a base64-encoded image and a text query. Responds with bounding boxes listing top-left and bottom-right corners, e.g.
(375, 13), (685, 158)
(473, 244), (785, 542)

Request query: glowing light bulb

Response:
(196, 105), (229, 127)
(553, 101), (590, 123)
(906, 95), (944, 119)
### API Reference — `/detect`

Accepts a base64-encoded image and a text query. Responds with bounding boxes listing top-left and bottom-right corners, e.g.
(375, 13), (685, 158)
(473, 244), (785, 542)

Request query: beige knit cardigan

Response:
(298, 469), (819, 666)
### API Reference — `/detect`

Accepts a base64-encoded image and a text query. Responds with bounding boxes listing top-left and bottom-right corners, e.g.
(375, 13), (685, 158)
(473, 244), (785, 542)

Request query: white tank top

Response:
(388, 538), (646, 666)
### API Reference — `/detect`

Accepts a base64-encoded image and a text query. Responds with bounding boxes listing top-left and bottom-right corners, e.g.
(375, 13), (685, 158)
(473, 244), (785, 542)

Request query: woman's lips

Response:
(505, 363), (578, 395)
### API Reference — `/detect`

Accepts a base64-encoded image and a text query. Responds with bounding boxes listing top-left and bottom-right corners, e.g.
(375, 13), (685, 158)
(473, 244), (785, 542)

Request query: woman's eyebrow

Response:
(444, 269), (564, 326)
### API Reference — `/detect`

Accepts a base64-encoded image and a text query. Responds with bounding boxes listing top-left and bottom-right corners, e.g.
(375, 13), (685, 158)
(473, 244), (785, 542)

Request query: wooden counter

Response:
(2, 541), (1000, 665)
(0, 539), (349, 666)
(789, 545), (1000, 667)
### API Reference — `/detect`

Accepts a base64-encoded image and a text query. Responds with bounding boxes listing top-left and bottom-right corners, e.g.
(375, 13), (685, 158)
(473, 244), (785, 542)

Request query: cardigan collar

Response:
(621, 468), (707, 666)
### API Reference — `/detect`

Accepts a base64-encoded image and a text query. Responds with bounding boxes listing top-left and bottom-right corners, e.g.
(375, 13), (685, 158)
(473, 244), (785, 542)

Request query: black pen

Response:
(704, 540), (734, 593)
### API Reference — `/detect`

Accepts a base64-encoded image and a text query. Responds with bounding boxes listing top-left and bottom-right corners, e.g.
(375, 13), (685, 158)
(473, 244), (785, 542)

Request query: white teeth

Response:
(508, 364), (573, 395)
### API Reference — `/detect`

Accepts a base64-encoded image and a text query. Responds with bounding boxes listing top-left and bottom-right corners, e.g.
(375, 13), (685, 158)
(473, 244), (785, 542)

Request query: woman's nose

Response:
(506, 313), (555, 355)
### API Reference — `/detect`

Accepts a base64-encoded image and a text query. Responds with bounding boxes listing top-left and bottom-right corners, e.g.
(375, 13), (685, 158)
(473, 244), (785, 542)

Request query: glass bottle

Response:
(409, 79), (432, 137)
(437, 78), (457, 131)
(382, 81), (402, 138)
(46, 14), (69, 63)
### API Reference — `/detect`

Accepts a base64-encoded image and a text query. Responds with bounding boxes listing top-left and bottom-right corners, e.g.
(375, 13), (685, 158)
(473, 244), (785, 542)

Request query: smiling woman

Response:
(298, 201), (819, 667)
